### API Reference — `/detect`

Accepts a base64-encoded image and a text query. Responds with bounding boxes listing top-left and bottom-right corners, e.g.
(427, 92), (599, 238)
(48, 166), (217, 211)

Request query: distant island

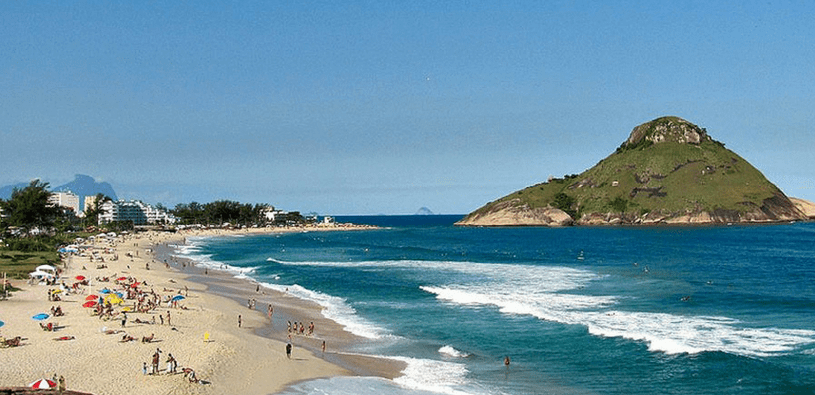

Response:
(415, 207), (435, 215)
(457, 116), (815, 226)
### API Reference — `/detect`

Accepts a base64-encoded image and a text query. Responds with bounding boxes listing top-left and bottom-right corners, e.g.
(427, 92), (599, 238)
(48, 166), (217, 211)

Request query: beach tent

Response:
(35, 265), (57, 274)
(29, 271), (55, 281)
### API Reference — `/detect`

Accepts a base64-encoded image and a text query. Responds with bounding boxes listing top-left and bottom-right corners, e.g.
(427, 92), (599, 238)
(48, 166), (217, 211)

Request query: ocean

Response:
(174, 216), (815, 394)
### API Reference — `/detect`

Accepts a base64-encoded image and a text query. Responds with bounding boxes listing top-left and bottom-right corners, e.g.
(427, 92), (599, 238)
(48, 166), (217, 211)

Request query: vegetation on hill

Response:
(460, 117), (805, 225)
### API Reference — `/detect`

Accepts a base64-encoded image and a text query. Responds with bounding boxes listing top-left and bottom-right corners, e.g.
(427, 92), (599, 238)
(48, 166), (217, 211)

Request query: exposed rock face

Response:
(455, 199), (573, 226)
(790, 197), (815, 219)
(625, 116), (711, 147)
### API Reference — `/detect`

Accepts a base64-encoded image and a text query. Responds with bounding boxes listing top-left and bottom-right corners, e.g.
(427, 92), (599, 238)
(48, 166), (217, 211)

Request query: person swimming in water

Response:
(504, 356), (511, 366)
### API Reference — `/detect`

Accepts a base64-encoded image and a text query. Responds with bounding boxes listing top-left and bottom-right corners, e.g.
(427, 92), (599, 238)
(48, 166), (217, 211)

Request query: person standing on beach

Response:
(238, 314), (242, 328)
(286, 342), (292, 359)
(151, 350), (160, 374)
(166, 311), (171, 326)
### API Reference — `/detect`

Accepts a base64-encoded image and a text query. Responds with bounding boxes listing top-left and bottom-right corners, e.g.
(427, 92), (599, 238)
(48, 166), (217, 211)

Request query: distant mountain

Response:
(415, 207), (435, 215)
(0, 174), (117, 212)
(457, 116), (809, 226)
(0, 182), (29, 200)
(53, 175), (118, 211)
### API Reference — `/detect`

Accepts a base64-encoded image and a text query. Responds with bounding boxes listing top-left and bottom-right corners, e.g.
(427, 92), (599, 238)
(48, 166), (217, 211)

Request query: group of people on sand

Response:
(143, 347), (205, 384)
(287, 321), (315, 337)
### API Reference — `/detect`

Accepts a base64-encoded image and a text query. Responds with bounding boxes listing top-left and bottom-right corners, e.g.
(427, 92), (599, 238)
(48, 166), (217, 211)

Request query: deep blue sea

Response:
(175, 216), (815, 395)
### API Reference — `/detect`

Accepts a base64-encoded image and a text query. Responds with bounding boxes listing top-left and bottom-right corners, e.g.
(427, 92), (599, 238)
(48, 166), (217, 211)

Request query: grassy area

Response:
(0, 250), (61, 281)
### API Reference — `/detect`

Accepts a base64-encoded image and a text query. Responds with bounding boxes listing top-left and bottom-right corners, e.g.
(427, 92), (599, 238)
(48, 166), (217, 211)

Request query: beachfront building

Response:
(260, 206), (302, 226)
(84, 195), (98, 215)
(99, 200), (177, 225)
(48, 191), (81, 216)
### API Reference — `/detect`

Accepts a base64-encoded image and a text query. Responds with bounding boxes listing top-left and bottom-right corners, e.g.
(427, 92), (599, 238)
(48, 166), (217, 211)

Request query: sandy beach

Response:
(0, 225), (403, 395)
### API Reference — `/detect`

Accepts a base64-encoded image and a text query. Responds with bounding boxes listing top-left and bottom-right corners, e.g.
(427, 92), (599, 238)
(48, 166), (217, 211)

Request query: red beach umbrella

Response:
(29, 379), (56, 389)
(82, 301), (97, 308)
(75, 275), (86, 281)
(85, 295), (98, 301)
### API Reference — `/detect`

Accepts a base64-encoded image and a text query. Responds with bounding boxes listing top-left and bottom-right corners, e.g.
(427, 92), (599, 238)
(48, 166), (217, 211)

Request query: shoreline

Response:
(156, 238), (407, 381)
(0, 224), (404, 395)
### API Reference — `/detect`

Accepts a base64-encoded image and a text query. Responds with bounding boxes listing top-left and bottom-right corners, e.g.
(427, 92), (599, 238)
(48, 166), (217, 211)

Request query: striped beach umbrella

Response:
(29, 378), (56, 389)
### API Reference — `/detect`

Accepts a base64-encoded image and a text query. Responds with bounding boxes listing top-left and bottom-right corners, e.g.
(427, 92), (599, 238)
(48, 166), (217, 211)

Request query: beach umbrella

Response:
(28, 379), (57, 389)
(99, 289), (111, 294)
(171, 295), (186, 302)
(82, 301), (97, 308)
(75, 275), (86, 281)
(0, 320), (4, 328)
(85, 295), (98, 301)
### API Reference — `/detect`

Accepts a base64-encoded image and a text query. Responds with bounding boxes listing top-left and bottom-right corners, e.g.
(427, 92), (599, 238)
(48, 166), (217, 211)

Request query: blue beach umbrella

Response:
(0, 320), (5, 328)
(171, 295), (185, 302)
(99, 289), (111, 294)
(32, 313), (49, 321)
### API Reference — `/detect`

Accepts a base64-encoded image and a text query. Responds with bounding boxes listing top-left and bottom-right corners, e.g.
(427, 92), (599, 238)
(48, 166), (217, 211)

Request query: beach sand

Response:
(0, 226), (403, 395)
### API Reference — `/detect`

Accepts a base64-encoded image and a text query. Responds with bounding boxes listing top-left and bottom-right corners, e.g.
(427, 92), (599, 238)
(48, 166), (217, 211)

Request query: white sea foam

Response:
(388, 355), (471, 395)
(415, 262), (815, 359)
(438, 345), (469, 358)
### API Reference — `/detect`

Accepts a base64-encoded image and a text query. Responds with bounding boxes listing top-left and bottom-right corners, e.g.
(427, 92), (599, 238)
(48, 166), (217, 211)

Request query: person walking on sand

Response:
(58, 375), (65, 392)
(166, 311), (171, 326)
(238, 314), (242, 328)
(286, 342), (292, 359)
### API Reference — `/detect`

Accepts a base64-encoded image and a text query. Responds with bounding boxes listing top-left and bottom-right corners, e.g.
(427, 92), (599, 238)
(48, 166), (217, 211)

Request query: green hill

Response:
(457, 116), (807, 226)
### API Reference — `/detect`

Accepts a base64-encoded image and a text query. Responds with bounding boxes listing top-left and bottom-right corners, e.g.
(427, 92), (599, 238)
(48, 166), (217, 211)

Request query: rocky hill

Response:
(457, 116), (810, 226)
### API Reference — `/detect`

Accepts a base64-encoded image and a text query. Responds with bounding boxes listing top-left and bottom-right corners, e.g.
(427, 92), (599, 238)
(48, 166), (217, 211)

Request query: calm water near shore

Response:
(175, 216), (815, 394)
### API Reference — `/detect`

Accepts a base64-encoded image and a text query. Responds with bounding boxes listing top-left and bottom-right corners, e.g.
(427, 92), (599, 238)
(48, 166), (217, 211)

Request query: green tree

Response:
(0, 180), (59, 235)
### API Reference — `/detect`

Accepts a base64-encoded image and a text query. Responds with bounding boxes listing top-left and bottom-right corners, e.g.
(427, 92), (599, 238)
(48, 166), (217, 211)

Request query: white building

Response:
(99, 200), (176, 225)
(261, 206), (287, 224)
(48, 191), (80, 216)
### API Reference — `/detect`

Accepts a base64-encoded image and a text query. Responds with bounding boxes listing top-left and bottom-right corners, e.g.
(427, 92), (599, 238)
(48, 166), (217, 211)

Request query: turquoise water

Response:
(175, 217), (815, 394)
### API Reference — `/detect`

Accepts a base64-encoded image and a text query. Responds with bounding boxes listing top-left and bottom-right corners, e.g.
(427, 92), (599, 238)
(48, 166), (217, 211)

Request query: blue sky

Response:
(2, 1), (813, 215)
